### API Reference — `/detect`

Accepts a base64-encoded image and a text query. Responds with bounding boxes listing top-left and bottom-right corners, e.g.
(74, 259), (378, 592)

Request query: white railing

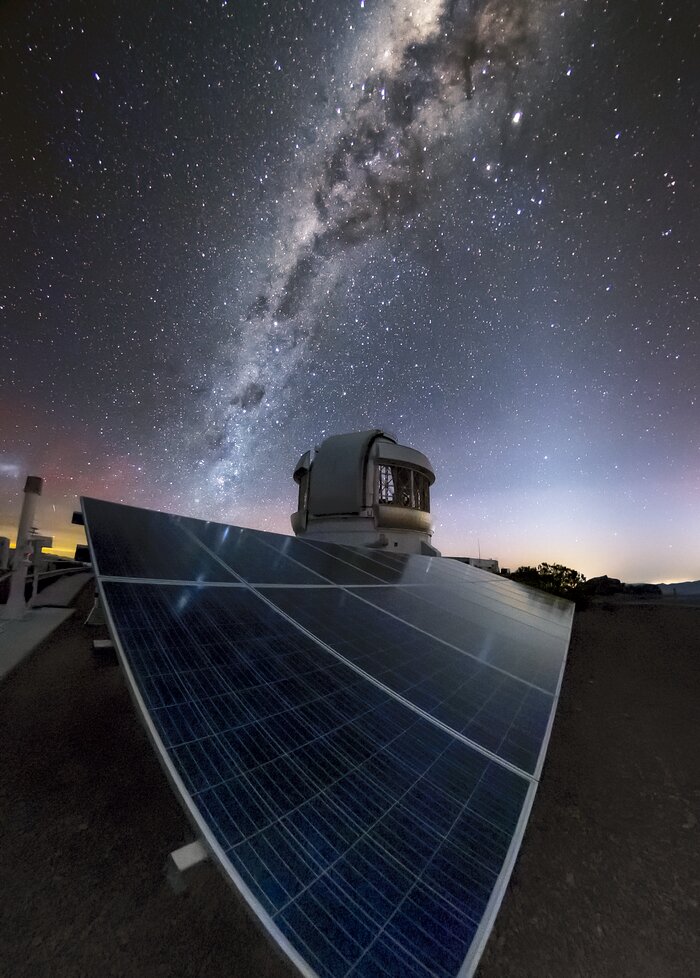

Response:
(35, 564), (92, 582)
(1, 562), (93, 613)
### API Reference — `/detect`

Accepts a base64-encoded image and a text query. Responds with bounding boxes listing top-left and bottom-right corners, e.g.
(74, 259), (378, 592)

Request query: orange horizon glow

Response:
(1, 506), (696, 587)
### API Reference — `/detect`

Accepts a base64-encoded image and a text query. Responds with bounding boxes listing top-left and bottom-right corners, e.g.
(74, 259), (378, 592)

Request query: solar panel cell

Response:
(183, 516), (391, 585)
(177, 518), (329, 584)
(344, 585), (567, 692)
(260, 586), (551, 774)
(82, 498), (238, 582)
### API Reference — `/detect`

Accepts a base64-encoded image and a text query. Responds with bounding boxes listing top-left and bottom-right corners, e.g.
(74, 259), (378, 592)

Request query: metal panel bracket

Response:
(85, 592), (105, 626)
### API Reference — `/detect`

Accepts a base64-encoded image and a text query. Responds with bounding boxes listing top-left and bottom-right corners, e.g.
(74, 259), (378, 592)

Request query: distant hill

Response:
(656, 580), (700, 596)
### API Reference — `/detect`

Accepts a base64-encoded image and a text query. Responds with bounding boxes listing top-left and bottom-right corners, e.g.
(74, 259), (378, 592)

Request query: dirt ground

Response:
(1, 586), (698, 978)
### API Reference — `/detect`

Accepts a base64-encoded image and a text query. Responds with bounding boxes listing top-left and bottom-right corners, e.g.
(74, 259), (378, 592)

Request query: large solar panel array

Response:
(82, 497), (574, 978)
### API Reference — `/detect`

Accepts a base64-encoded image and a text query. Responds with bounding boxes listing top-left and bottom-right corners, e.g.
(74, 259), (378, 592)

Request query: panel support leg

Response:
(85, 591), (105, 626)
(166, 839), (209, 893)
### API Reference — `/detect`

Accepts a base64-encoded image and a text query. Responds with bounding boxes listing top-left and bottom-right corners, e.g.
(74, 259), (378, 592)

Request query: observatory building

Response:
(291, 428), (439, 555)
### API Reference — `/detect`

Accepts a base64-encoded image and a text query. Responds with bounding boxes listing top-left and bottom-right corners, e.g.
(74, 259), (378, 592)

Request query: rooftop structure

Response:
(452, 556), (501, 575)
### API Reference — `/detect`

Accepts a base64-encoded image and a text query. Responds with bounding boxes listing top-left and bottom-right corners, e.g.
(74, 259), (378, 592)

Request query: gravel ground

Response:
(1, 586), (698, 978)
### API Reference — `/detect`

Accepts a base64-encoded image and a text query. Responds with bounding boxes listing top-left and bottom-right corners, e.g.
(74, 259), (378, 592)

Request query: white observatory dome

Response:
(291, 429), (439, 555)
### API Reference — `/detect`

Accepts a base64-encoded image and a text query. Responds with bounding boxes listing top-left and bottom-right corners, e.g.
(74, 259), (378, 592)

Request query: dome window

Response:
(377, 464), (430, 513)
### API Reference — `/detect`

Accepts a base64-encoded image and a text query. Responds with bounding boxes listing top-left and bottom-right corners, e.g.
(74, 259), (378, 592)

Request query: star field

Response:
(1, 0), (697, 582)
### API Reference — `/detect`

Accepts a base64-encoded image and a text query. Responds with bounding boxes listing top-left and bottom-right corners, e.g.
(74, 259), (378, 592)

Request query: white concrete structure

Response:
(0, 537), (9, 571)
(291, 429), (439, 555)
(166, 839), (209, 893)
(14, 477), (43, 563)
(1, 475), (44, 620)
(453, 557), (501, 574)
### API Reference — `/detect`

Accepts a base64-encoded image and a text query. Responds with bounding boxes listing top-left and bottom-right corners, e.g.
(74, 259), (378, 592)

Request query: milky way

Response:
(203, 0), (567, 490)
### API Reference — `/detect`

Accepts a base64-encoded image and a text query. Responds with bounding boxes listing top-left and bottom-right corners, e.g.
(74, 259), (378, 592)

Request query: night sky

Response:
(2, 0), (697, 582)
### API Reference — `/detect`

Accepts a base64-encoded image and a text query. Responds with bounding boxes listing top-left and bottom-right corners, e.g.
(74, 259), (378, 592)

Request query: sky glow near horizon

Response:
(1, 0), (697, 584)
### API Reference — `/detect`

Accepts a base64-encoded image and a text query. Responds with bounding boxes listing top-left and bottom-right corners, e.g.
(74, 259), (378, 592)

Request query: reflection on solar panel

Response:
(82, 497), (574, 978)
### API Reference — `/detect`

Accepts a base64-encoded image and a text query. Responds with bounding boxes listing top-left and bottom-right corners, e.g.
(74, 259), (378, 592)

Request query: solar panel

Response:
(82, 497), (574, 978)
